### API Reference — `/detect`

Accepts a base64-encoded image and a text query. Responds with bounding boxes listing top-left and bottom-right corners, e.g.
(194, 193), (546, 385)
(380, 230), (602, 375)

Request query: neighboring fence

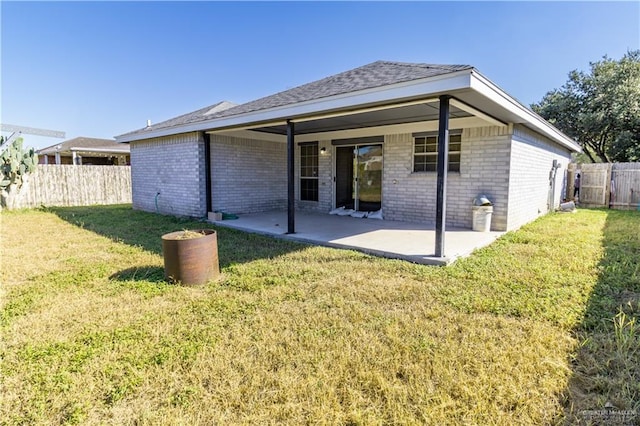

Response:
(8, 165), (132, 209)
(567, 162), (640, 210)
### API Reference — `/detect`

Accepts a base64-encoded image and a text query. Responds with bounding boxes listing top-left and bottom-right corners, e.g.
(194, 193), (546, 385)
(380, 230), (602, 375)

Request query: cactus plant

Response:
(1, 136), (38, 209)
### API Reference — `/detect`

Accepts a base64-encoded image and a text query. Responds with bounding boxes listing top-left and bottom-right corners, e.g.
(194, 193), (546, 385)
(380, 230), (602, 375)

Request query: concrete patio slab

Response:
(210, 210), (505, 266)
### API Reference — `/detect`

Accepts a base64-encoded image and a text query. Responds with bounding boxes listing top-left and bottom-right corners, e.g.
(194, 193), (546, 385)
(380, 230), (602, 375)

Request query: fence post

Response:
(605, 163), (612, 209)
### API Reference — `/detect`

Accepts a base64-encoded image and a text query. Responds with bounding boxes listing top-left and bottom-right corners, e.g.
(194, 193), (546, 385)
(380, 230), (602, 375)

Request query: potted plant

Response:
(161, 229), (220, 285)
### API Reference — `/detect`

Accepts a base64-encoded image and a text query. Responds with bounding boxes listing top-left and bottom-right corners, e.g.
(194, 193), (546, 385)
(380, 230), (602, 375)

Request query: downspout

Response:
(203, 132), (212, 214)
(548, 160), (561, 212)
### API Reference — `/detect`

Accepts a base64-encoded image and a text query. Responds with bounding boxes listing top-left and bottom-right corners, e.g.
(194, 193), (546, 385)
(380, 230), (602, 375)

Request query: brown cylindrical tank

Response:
(162, 229), (220, 285)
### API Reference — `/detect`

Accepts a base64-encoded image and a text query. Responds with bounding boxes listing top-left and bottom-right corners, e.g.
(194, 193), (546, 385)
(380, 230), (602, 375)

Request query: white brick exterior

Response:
(130, 132), (206, 217)
(130, 125), (572, 232)
(209, 135), (287, 213)
(381, 127), (511, 230)
(507, 125), (571, 230)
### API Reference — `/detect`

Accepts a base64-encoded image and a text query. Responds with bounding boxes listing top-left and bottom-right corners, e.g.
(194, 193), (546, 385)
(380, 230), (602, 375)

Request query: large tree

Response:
(532, 50), (640, 163)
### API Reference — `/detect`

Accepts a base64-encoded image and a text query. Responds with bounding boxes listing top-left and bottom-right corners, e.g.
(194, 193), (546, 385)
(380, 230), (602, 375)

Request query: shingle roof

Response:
(38, 137), (130, 154)
(118, 101), (238, 138)
(118, 61), (471, 138)
(213, 61), (472, 118)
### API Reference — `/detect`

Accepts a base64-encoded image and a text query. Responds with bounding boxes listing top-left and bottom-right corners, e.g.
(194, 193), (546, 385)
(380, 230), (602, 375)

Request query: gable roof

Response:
(212, 61), (472, 119)
(38, 137), (130, 155)
(118, 62), (470, 138)
(115, 60), (580, 152)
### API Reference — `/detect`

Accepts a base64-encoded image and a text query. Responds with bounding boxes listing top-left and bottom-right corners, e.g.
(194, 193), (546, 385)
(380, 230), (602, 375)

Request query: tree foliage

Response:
(532, 50), (640, 163)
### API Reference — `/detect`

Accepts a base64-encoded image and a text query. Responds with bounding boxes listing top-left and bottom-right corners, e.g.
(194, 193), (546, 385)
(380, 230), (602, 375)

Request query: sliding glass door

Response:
(335, 144), (382, 212)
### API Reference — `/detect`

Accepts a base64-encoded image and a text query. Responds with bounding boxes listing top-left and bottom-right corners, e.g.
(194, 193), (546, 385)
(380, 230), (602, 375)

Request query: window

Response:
(300, 143), (319, 201)
(413, 133), (461, 173)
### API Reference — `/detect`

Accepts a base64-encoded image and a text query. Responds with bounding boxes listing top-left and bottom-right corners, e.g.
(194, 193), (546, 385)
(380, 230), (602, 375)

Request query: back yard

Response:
(1, 206), (638, 425)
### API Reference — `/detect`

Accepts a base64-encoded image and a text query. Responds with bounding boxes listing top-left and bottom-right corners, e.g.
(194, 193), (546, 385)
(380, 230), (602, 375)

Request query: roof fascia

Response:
(469, 71), (581, 152)
(69, 147), (130, 154)
(211, 116), (493, 144)
(116, 70), (473, 143)
(294, 116), (492, 143)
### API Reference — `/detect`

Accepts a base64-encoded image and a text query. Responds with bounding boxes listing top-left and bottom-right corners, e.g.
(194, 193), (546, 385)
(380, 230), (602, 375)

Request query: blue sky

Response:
(2, 1), (639, 149)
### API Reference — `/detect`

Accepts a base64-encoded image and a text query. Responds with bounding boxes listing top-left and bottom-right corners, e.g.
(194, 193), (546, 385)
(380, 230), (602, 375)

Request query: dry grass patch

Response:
(1, 206), (638, 424)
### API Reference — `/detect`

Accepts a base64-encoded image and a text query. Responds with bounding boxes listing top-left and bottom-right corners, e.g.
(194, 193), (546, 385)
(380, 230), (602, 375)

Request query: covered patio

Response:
(119, 61), (579, 259)
(207, 93), (506, 259)
(211, 210), (504, 265)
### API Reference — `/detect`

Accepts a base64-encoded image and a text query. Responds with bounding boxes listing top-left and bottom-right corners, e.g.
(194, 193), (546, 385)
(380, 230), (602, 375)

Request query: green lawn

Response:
(1, 206), (638, 425)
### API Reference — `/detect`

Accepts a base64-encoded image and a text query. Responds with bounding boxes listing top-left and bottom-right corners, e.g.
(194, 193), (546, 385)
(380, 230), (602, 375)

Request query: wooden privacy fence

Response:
(567, 162), (640, 210)
(10, 165), (132, 209)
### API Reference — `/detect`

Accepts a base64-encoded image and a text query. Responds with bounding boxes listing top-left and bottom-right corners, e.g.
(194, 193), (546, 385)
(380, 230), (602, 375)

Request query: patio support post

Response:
(435, 95), (450, 257)
(287, 120), (295, 234)
(203, 132), (212, 214)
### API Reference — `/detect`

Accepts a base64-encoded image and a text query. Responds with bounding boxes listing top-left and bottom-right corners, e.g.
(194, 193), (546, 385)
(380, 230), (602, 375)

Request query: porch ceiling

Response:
(250, 101), (473, 135)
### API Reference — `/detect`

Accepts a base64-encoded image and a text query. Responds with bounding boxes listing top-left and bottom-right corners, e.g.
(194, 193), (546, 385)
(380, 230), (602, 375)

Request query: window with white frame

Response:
(413, 133), (461, 173)
(300, 142), (319, 201)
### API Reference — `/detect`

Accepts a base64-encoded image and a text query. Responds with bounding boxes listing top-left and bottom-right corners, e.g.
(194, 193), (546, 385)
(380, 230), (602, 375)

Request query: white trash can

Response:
(472, 206), (493, 232)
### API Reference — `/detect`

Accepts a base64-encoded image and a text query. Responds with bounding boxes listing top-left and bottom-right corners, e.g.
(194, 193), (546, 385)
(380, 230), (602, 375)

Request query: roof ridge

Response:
(376, 60), (473, 70)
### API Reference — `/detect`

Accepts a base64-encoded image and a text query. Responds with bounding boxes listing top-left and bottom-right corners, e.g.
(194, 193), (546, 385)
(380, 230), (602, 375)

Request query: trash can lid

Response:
(473, 195), (492, 206)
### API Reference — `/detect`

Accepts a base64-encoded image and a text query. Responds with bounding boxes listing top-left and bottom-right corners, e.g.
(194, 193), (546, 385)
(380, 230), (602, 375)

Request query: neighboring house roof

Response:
(115, 60), (580, 152)
(39, 137), (130, 155)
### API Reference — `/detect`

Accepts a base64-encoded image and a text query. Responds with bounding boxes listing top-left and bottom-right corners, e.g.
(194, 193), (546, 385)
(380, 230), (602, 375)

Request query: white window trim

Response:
(300, 142), (319, 202)
(412, 132), (462, 173)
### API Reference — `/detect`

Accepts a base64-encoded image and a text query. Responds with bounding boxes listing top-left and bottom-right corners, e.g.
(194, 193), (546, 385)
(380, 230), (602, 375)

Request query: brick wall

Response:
(130, 132), (206, 217)
(129, 125), (573, 231)
(382, 127), (512, 230)
(210, 135), (287, 214)
(507, 124), (572, 230)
